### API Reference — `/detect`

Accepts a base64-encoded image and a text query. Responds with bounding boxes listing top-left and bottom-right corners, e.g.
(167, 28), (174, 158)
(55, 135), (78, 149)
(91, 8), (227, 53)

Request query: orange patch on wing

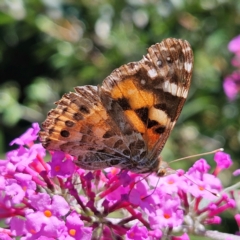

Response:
(43, 103), (112, 149)
(146, 128), (161, 151)
(124, 110), (146, 133)
(92, 124), (110, 138)
(111, 78), (154, 109)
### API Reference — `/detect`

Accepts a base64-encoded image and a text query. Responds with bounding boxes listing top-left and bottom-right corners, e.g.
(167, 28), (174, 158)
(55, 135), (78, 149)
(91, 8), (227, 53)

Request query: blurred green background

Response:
(0, 0), (240, 236)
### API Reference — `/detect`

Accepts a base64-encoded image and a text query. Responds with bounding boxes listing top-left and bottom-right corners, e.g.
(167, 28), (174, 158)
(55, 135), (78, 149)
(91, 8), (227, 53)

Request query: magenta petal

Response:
(233, 169), (240, 176)
(10, 123), (40, 146)
(29, 193), (51, 211)
(214, 152), (232, 169)
(228, 35), (240, 53)
(51, 195), (70, 216)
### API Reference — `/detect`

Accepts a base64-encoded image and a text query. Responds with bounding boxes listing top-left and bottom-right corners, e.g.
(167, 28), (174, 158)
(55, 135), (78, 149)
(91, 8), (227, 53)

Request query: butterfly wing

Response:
(39, 85), (146, 170)
(40, 38), (193, 173)
(100, 38), (193, 168)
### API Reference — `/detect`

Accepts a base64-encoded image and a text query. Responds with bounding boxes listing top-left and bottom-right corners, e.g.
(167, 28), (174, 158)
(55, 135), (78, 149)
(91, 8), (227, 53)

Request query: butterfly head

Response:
(156, 157), (176, 177)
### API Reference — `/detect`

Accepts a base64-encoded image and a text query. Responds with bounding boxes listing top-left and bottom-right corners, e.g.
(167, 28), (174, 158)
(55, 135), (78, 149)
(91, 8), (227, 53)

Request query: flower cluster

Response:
(0, 123), (239, 239)
(223, 35), (240, 100)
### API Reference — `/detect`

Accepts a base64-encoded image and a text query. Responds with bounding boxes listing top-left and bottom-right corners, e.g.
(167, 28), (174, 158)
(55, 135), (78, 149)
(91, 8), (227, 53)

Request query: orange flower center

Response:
(163, 213), (171, 219)
(54, 165), (61, 172)
(44, 210), (52, 217)
(69, 229), (76, 236)
(168, 179), (174, 184)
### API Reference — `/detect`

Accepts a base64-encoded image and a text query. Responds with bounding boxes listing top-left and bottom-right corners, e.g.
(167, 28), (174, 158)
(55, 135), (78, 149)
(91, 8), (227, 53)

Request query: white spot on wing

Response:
(157, 60), (162, 67)
(149, 107), (168, 125)
(141, 79), (146, 85)
(143, 55), (150, 62)
(182, 47), (192, 53)
(163, 80), (188, 98)
(184, 62), (192, 72)
(147, 68), (158, 78)
(171, 120), (176, 130)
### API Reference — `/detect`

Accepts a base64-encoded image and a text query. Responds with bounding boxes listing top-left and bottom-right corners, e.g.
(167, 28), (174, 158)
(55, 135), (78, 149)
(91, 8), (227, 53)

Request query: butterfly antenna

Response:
(166, 148), (224, 197)
(146, 148), (224, 199)
(131, 148), (223, 199)
(182, 173), (220, 197)
(142, 176), (162, 200)
(168, 148), (223, 164)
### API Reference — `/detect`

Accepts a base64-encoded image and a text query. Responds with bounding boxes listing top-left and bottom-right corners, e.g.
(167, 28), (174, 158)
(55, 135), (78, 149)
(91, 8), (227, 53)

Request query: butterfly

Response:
(39, 38), (193, 176)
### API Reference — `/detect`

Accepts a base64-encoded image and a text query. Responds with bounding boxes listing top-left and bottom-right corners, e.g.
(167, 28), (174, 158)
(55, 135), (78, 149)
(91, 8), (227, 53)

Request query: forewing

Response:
(100, 38), (193, 162)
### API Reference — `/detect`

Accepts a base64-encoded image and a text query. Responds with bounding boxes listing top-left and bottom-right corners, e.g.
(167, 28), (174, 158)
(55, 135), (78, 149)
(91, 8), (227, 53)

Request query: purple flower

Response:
(10, 217), (27, 237)
(24, 194), (69, 238)
(214, 151), (232, 169)
(65, 212), (92, 239)
(228, 35), (240, 54)
(233, 169), (240, 176)
(213, 151), (233, 177)
(188, 158), (211, 174)
(0, 232), (13, 240)
(224, 35), (240, 100)
(28, 193), (70, 217)
(149, 194), (183, 229)
(10, 123), (40, 146)
(172, 233), (190, 240)
(5, 183), (25, 205)
(49, 151), (76, 178)
(235, 214), (240, 227)
(153, 174), (188, 195)
(0, 123), (238, 239)
(223, 71), (240, 101)
(126, 224), (148, 240)
(25, 210), (65, 238)
(129, 181), (155, 213)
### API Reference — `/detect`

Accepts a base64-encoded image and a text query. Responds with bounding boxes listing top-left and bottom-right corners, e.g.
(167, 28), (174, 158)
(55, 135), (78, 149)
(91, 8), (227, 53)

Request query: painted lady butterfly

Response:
(39, 38), (193, 176)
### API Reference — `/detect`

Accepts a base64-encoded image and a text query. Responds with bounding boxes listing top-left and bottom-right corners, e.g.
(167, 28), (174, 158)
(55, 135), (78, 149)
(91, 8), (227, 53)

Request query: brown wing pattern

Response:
(40, 38), (193, 173)
(100, 38), (193, 167)
(40, 85), (146, 170)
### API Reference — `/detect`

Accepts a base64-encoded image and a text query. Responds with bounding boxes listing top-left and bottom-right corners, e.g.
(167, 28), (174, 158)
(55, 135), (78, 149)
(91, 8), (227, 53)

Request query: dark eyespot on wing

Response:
(65, 120), (75, 127)
(79, 105), (90, 114)
(60, 130), (70, 137)
(73, 112), (83, 121)
(155, 126), (166, 134)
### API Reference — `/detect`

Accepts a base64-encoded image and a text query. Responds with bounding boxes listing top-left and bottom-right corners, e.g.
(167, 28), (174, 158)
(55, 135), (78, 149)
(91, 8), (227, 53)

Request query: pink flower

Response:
(233, 169), (240, 176)
(65, 212), (92, 239)
(0, 123), (238, 239)
(213, 151), (232, 176)
(228, 35), (240, 54)
(223, 75), (240, 100)
(149, 195), (183, 228)
(126, 224), (148, 240)
(172, 233), (190, 240)
(10, 123), (40, 146)
(49, 151), (76, 178)
(224, 35), (240, 100)
(235, 214), (240, 227)
(214, 152), (232, 169)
